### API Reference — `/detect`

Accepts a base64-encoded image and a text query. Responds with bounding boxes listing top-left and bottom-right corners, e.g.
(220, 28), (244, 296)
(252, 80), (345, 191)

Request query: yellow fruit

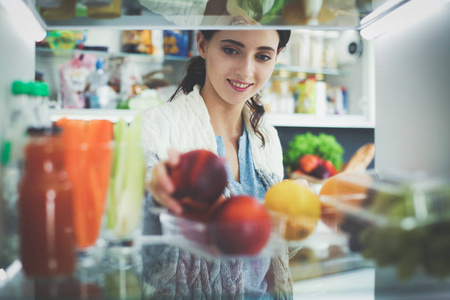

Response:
(265, 180), (320, 241)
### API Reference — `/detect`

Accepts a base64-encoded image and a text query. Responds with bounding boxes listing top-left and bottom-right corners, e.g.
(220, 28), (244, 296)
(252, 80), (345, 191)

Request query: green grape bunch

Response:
(357, 183), (450, 280)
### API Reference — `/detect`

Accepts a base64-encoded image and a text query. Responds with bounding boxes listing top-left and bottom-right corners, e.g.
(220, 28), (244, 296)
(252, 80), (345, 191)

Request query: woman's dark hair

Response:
(168, 30), (291, 147)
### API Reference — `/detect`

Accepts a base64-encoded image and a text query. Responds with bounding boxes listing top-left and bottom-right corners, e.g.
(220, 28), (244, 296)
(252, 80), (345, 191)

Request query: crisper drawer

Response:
(319, 170), (450, 286)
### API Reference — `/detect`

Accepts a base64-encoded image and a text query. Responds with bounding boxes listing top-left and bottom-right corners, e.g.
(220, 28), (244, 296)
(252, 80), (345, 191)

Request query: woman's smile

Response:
(227, 79), (253, 92)
(199, 30), (279, 107)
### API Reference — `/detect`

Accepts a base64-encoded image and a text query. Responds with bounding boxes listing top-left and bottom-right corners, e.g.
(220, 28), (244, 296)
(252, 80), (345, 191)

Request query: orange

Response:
(265, 180), (320, 241)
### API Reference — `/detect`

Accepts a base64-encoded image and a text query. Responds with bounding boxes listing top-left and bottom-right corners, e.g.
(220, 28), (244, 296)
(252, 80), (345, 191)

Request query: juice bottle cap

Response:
(1, 141), (11, 165)
(11, 81), (29, 95)
(33, 82), (50, 97)
(27, 126), (62, 136)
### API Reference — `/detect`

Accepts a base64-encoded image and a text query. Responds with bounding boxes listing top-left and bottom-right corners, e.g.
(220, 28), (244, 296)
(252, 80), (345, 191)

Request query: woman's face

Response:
(198, 30), (280, 107)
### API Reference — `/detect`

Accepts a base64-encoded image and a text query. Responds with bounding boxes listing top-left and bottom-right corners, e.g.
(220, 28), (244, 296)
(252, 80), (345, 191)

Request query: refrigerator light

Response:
(360, 0), (448, 40)
(0, 0), (47, 42)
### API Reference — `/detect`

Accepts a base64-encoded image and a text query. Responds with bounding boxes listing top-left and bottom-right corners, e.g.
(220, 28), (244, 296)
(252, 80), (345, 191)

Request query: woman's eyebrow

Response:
(220, 39), (275, 52)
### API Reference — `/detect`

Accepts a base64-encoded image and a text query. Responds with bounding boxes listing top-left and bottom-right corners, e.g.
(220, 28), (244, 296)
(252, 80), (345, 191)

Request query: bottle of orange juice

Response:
(19, 127), (76, 277)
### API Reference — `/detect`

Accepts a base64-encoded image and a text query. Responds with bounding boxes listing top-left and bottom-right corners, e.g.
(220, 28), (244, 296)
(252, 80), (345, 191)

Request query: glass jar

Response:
(87, 0), (122, 19)
(39, 0), (76, 21)
(18, 127), (76, 277)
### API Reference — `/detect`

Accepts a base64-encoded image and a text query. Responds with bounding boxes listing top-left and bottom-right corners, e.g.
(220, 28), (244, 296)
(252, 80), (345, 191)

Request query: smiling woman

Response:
(137, 30), (292, 299)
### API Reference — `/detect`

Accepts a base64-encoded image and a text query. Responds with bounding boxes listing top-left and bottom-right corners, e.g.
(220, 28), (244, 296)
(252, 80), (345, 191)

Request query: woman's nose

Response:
(235, 56), (253, 78)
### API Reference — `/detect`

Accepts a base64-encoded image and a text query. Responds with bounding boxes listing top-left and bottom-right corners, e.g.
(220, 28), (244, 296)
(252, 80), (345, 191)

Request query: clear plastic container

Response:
(319, 170), (450, 280)
(158, 211), (285, 260)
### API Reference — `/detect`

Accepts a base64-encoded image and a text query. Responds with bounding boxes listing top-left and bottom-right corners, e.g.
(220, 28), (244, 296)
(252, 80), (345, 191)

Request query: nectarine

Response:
(168, 149), (228, 211)
(210, 195), (272, 255)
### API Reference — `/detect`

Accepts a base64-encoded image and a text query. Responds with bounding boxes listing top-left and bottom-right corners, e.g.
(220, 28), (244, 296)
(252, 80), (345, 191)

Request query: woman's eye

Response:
(257, 54), (272, 62)
(223, 47), (238, 55)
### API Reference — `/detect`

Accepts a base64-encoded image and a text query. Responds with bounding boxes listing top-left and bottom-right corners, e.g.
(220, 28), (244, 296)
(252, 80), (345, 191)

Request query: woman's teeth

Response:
(230, 80), (250, 88)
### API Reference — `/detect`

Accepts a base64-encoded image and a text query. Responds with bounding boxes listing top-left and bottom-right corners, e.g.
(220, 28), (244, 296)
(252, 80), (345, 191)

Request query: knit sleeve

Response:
(266, 245), (294, 300)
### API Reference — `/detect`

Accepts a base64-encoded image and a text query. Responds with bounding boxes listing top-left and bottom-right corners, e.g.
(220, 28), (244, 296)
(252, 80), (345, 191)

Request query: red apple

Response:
(298, 154), (323, 174)
(168, 149), (228, 211)
(210, 195), (272, 255)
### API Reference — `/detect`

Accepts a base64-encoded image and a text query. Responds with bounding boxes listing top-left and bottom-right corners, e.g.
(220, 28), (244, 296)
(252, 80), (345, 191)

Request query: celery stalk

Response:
(106, 115), (145, 238)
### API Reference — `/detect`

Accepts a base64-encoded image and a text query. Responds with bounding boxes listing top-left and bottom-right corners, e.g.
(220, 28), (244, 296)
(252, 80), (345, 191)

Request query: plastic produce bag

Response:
(60, 54), (96, 108)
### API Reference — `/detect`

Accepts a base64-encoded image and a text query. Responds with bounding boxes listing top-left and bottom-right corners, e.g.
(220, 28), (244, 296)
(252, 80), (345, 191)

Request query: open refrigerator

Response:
(0, 0), (449, 299)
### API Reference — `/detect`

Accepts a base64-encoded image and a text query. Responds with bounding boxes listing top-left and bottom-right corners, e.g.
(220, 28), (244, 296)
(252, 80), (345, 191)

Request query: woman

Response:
(140, 30), (292, 299)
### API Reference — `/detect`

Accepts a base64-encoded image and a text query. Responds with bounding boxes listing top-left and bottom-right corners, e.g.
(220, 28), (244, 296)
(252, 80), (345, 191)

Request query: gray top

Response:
(139, 86), (293, 300)
(216, 125), (272, 299)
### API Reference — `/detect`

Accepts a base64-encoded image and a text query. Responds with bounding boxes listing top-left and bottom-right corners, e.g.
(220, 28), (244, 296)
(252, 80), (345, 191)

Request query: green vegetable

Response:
(283, 132), (344, 173)
(106, 114), (146, 238)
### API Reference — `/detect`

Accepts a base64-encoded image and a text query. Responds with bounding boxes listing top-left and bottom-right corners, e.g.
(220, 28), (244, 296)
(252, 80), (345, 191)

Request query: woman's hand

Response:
(148, 149), (183, 215)
(293, 178), (316, 194)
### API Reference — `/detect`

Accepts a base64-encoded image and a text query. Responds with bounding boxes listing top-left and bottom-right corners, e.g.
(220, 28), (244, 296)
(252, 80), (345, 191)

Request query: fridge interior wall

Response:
(0, 5), (36, 142)
(0, 4), (36, 251)
(374, 3), (450, 176)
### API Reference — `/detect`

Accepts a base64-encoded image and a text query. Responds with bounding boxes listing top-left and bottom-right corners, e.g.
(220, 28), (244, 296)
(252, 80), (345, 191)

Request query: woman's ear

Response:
(197, 31), (207, 59)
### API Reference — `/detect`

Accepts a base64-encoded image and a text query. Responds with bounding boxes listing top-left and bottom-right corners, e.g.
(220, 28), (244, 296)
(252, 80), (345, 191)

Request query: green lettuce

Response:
(283, 132), (344, 173)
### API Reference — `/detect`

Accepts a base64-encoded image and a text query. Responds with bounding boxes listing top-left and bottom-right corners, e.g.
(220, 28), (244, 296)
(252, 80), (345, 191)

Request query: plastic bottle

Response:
(31, 81), (52, 128)
(88, 57), (111, 108)
(5, 81), (35, 162)
(1, 81), (33, 262)
(298, 76), (317, 114)
(18, 127), (76, 277)
(315, 74), (327, 117)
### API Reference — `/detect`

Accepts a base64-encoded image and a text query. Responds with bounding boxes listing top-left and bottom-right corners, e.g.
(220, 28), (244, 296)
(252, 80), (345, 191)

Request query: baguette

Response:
(341, 143), (375, 173)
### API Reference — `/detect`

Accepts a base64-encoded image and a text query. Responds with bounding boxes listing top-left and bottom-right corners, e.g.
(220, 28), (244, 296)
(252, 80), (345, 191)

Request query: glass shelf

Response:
(50, 108), (138, 123)
(50, 109), (374, 128)
(266, 113), (374, 128)
(34, 0), (407, 31)
(36, 47), (189, 62)
(274, 64), (344, 76)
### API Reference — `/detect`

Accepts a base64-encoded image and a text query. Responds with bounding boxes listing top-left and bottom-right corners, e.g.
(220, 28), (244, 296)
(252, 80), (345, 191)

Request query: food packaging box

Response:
(159, 211), (286, 260)
(319, 170), (450, 282)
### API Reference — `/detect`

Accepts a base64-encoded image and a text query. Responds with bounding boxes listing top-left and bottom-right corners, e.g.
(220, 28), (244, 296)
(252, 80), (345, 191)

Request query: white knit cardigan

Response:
(139, 85), (293, 300)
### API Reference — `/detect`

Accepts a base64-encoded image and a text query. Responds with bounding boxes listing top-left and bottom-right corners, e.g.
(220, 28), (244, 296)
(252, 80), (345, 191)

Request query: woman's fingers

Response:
(293, 178), (309, 187)
(153, 162), (175, 194)
(293, 178), (316, 193)
(148, 161), (183, 215)
(167, 148), (180, 166)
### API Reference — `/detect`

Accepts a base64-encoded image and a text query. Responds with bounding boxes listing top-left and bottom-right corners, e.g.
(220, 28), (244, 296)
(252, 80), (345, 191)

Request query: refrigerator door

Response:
(374, 3), (450, 177)
(0, 1), (36, 270)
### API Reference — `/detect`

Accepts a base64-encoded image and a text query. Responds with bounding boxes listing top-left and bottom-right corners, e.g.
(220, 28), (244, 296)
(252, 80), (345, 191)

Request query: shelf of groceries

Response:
(36, 47), (346, 76)
(49, 108), (375, 128)
(2, 169), (449, 299)
(36, 27), (370, 128)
